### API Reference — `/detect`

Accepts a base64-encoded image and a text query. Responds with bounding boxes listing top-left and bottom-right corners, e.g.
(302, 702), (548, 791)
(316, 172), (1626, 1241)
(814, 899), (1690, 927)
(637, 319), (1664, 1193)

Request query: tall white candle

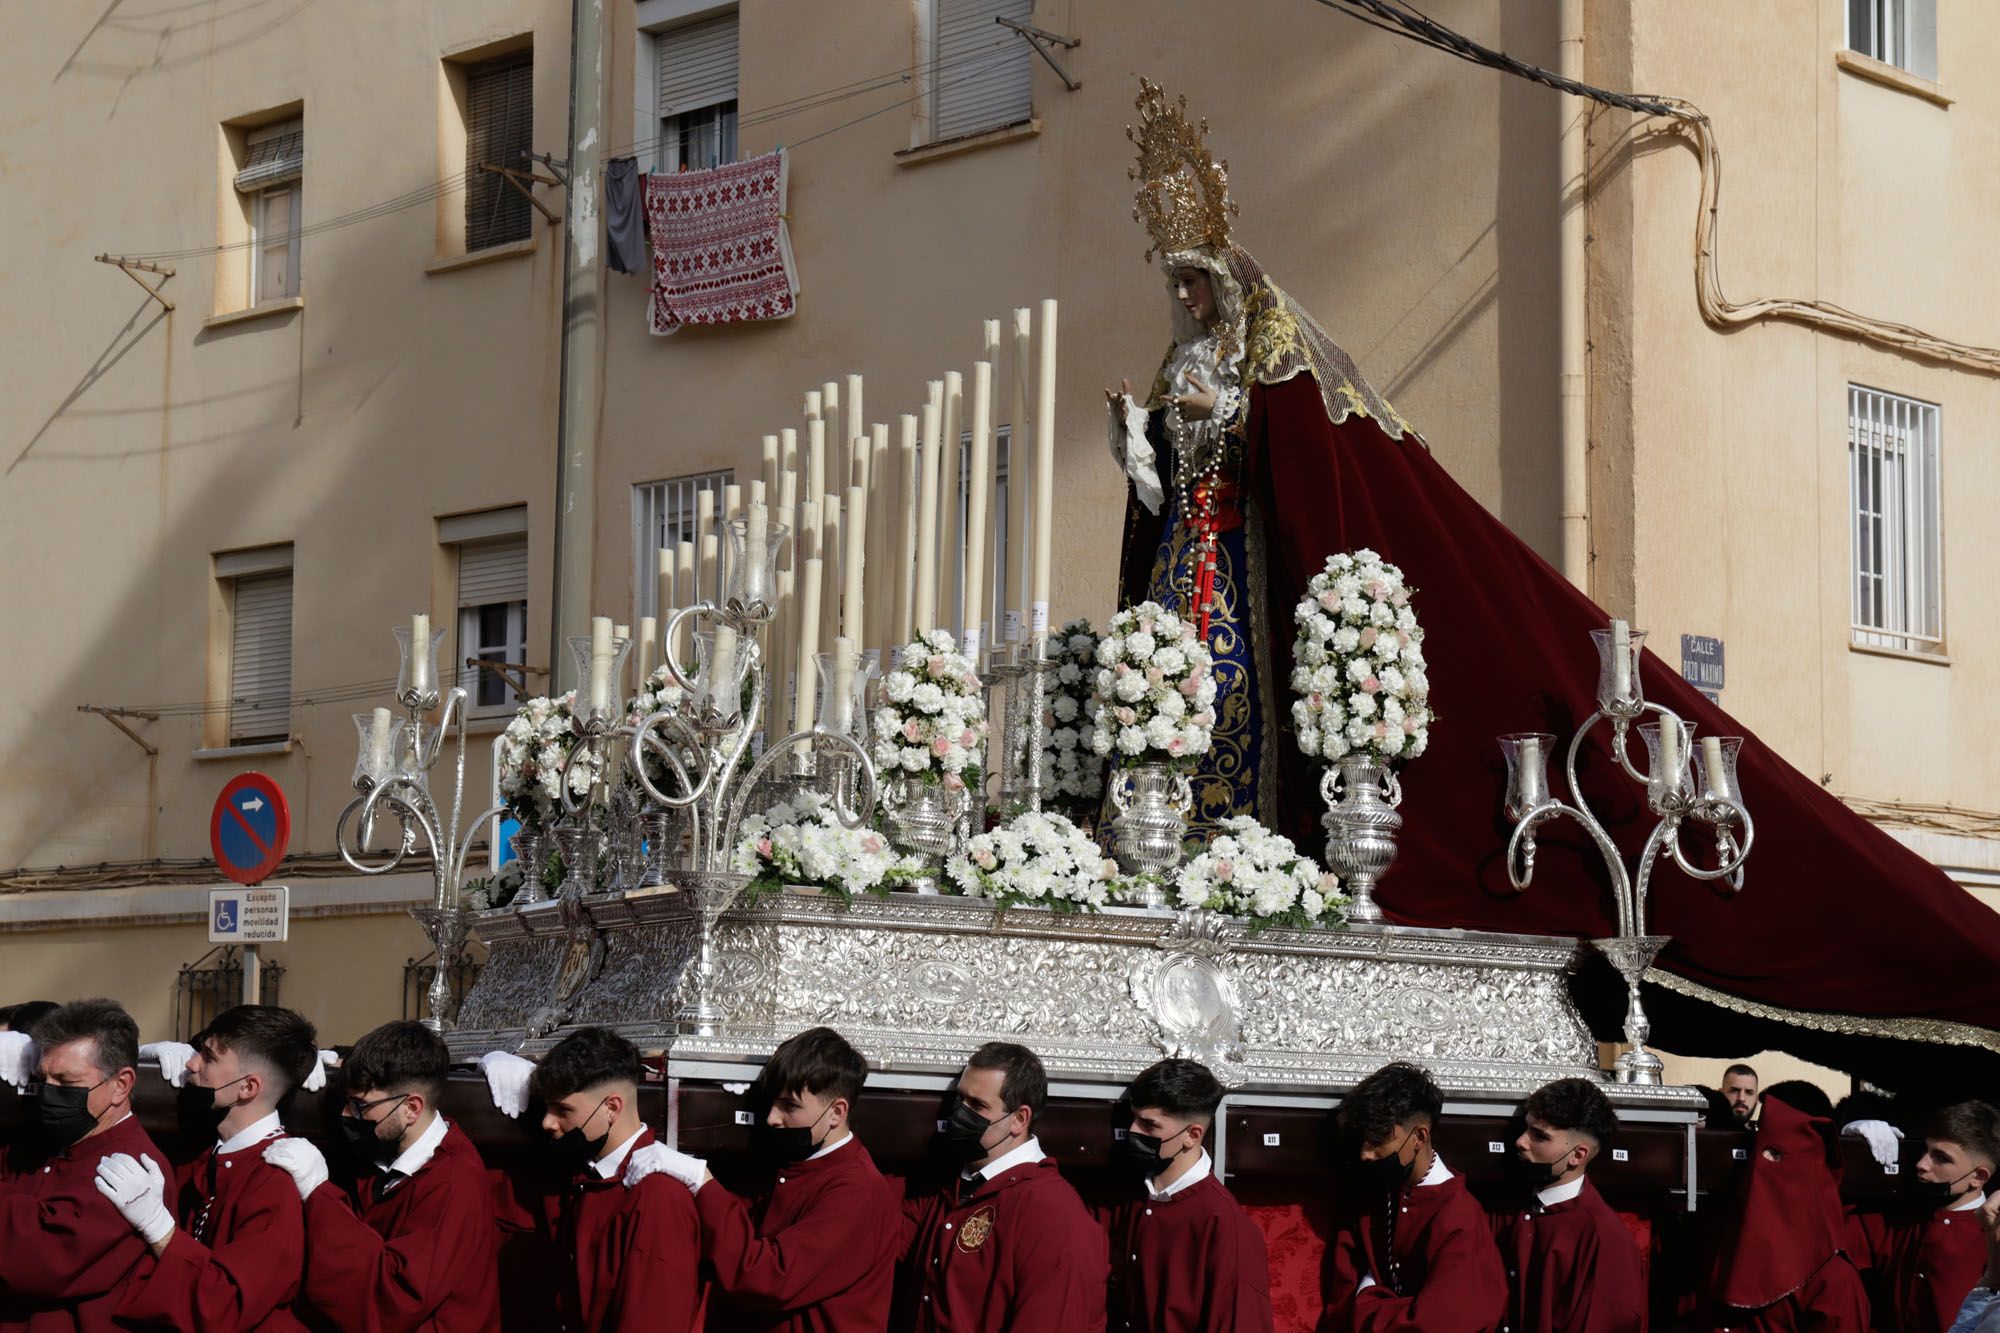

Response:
(822, 380), (840, 438)
(655, 546), (673, 633)
(744, 499), (769, 605)
(914, 394), (943, 636)
(699, 533), (718, 622)
(368, 707), (392, 775)
(830, 635), (857, 734)
(805, 389), (822, 422)
(863, 422), (887, 650)
(720, 483), (742, 601)
(893, 414), (919, 651)
(794, 548), (824, 736)
(772, 474), (799, 740)
(760, 434), (780, 512)
(964, 360), (993, 658)
(1700, 735), (1724, 796)
(1006, 307), (1033, 641)
(1659, 718), (1681, 787)
(806, 419), (826, 550)
(940, 370), (964, 637)
(695, 489), (716, 606)
(707, 623), (739, 715)
(613, 623), (630, 694)
(588, 616), (614, 716)
(1031, 299), (1058, 644)
(749, 478), (766, 506)
(1611, 619), (1632, 701)
(780, 427), (799, 490)
(843, 481), (867, 644)
(409, 613), (432, 696)
(637, 617), (658, 687)
(845, 375), (863, 463)
(674, 541), (695, 666)
(821, 491), (843, 660)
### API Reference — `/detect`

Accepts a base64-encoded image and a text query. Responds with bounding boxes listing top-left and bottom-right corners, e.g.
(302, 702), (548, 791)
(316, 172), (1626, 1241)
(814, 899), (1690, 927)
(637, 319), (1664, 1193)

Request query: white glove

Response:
(301, 1049), (340, 1093)
(1843, 1119), (1905, 1170)
(138, 1041), (197, 1088)
(0, 1031), (35, 1091)
(263, 1138), (329, 1201)
(623, 1142), (708, 1192)
(480, 1050), (536, 1117)
(94, 1153), (175, 1246)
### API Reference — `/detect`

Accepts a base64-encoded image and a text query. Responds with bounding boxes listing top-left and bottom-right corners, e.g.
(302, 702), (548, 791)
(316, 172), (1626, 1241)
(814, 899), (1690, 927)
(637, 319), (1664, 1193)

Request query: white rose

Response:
(1117, 727), (1147, 755)
(884, 673), (915, 704)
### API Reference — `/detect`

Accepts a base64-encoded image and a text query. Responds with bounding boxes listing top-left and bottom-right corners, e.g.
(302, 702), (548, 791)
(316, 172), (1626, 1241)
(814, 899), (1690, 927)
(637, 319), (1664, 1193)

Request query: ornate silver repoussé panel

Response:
(447, 886), (1696, 1107)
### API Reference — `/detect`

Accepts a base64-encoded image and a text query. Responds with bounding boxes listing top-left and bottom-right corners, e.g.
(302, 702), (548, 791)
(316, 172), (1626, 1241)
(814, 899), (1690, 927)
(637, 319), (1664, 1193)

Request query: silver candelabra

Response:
(1499, 620), (1754, 1084)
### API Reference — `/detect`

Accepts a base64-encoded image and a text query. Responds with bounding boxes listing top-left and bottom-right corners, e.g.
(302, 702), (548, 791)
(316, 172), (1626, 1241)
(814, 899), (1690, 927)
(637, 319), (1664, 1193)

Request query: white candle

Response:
(1032, 299), (1057, 644)
(940, 370), (964, 636)
(964, 360), (993, 655)
(845, 375), (863, 460)
(1006, 306), (1033, 641)
(843, 482), (867, 644)
(745, 498), (769, 598)
(772, 475), (799, 740)
(409, 613), (432, 696)
(1520, 735), (1542, 773)
(760, 434), (779, 511)
(794, 549), (823, 736)
(821, 491), (843, 660)
(720, 483), (742, 600)
(1700, 735), (1725, 796)
(655, 545), (673, 632)
(695, 489), (716, 606)
(893, 414), (919, 650)
(866, 422), (889, 648)
(805, 389), (822, 422)
(780, 427), (799, 488)
(822, 380), (840, 437)
(707, 623), (739, 715)
(830, 635), (857, 734)
(914, 393), (943, 635)
(1659, 719), (1681, 788)
(1611, 618), (1631, 701)
(612, 622), (630, 695)
(368, 707), (392, 775)
(637, 616), (658, 687)
(588, 616), (614, 716)
(806, 419), (826, 549)
(674, 540), (695, 666)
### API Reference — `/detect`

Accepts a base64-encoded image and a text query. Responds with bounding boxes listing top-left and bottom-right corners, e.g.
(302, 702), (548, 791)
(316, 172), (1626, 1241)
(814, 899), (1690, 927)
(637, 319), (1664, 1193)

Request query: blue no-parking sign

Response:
(209, 773), (290, 885)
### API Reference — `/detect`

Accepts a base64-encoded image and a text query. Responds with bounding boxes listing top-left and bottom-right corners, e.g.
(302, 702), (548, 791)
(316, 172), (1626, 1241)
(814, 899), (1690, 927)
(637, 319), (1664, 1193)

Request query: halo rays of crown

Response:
(1126, 77), (1240, 263)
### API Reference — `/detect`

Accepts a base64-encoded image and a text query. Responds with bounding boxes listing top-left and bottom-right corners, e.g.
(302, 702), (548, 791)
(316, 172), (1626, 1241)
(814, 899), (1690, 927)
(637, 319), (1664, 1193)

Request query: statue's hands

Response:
(1104, 377), (1133, 409)
(1170, 373), (1218, 421)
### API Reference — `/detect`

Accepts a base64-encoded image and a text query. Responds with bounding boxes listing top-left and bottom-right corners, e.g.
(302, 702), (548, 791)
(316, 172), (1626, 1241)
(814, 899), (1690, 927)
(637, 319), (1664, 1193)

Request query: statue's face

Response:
(1173, 268), (1216, 325)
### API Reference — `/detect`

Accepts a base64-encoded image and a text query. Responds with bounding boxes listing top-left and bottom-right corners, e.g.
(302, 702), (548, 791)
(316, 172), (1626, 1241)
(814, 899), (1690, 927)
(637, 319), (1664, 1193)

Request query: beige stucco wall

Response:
(0, 0), (1991, 1041)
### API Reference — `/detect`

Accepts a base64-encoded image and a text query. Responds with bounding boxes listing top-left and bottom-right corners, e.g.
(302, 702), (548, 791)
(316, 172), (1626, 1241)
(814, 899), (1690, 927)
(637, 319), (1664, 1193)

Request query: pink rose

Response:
(932, 737), (953, 757)
(960, 728), (978, 747)
(1359, 627), (1378, 649)
(1318, 871), (1340, 893)
(1098, 858), (1120, 880)
(1362, 677), (1380, 694)
(1116, 707), (1137, 726)
(1318, 590), (1340, 610)
(1309, 692), (1324, 708)
(1404, 715), (1422, 733)
(1195, 709), (1216, 727)
(1367, 580), (1387, 601)
(756, 837), (773, 859)
(1214, 859), (1235, 882)
(927, 655), (950, 678)
(1116, 661), (1132, 677)
(1168, 737), (1187, 755)
(1179, 676), (1200, 697)
(1397, 630), (1411, 647)
(861, 833), (885, 854)
(1139, 620), (1154, 635)
(975, 847), (998, 870)
(1391, 590), (1408, 608)
(903, 720), (922, 742)
(1374, 721), (1391, 738)
(1146, 667), (1165, 687)
(944, 772), (967, 792)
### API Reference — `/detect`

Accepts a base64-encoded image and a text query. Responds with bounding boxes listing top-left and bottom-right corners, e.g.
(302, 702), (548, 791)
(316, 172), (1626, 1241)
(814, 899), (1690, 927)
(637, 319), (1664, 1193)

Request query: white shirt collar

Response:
(590, 1125), (646, 1181)
(1950, 1190), (1986, 1212)
(1536, 1174), (1587, 1208)
(217, 1111), (284, 1156)
(806, 1130), (853, 1163)
(1146, 1148), (1212, 1200)
(965, 1135), (1046, 1183)
(1418, 1152), (1453, 1187)
(383, 1113), (449, 1177)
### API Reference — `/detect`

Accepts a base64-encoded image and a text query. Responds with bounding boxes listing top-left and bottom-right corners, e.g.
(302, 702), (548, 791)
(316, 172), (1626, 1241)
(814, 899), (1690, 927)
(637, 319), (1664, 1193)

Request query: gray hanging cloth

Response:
(604, 157), (646, 275)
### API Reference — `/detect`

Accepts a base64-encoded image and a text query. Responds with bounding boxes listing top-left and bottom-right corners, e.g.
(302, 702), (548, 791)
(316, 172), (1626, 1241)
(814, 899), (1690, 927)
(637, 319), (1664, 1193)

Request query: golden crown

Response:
(1127, 78), (1239, 262)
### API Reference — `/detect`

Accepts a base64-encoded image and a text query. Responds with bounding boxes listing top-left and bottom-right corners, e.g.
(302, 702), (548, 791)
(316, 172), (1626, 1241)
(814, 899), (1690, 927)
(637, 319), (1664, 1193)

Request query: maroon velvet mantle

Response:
(1242, 373), (2000, 1070)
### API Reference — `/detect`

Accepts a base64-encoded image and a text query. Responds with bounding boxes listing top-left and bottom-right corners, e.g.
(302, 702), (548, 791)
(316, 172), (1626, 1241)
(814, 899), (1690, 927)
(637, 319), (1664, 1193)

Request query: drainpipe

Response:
(1558, 0), (1590, 590)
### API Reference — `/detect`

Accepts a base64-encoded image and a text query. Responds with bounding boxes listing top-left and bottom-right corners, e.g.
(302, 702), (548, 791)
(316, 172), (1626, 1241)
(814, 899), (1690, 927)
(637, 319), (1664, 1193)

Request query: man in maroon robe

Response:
(531, 1025), (702, 1332)
(0, 997), (162, 1332)
(259, 1019), (500, 1333)
(1708, 1089), (1870, 1331)
(96, 1004), (317, 1330)
(897, 1041), (1109, 1331)
(1320, 1061), (1507, 1331)
(618, 1025), (903, 1331)
(1850, 1101), (1998, 1333)
(1489, 1077), (1644, 1332)
(1095, 1057), (1273, 1332)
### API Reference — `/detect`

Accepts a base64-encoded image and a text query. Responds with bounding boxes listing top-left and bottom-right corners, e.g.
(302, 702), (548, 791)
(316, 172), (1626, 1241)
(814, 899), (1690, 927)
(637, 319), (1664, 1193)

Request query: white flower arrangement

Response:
(1042, 619), (1107, 813)
(1088, 602), (1217, 769)
(1291, 549), (1433, 764)
(946, 810), (1120, 912)
(496, 691), (600, 831)
(871, 629), (988, 793)
(1177, 815), (1346, 929)
(733, 791), (926, 901)
(622, 663), (690, 795)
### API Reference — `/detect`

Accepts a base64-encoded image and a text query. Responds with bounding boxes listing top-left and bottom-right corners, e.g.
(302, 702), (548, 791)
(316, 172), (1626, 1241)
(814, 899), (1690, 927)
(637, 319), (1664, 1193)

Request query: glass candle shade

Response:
(1498, 732), (1556, 823)
(352, 711), (405, 788)
(814, 650), (879, 741)
(1696, 734), (1745, 807)
(568, 632), (634, 724)
(1638, 719), (1694, 807)
(724, 514), (787, 619)
(692, 627), (753, 724)
(1589, 623), (1647, 713)
(395, 623), (448, 707)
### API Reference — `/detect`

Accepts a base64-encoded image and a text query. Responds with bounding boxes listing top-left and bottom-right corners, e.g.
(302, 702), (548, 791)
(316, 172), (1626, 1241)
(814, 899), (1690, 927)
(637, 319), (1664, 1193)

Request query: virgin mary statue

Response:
(1106, 79), (1418, 843)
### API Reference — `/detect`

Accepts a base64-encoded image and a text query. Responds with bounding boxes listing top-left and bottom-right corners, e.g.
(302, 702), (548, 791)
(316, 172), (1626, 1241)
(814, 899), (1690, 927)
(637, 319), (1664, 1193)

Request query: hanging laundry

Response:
(642, 149), (797, 335)
(604, 157), (646, 275)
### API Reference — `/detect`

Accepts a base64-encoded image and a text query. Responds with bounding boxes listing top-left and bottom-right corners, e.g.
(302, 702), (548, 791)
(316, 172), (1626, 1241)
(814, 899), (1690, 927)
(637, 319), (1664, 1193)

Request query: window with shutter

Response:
(932, 0), (1033, 142)
(631, 471), (732, 622)
(456, 536), (530, 711)
(229, 573), (293, 743)
(655, 13), (739, 172)
(465, 54), (534, 251)
(235, 119), (303, 303)
(1847, 0), (1937, 78)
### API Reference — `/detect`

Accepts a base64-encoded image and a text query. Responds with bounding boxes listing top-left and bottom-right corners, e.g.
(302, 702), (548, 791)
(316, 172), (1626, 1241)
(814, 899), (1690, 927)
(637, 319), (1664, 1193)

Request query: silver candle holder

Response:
(336, 626), (504, 1033)
(1498, 619), (1754, 1085)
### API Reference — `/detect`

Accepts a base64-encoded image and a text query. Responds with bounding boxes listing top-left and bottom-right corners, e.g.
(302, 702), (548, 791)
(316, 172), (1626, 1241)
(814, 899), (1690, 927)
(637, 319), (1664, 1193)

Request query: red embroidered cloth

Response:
(643, 150), (797, 336)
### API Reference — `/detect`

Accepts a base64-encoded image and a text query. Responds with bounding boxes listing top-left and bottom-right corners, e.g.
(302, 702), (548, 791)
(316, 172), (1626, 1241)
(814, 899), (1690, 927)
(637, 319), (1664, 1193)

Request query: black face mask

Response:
(751, 1102), (836, 1168)
(1356, 1129), (1419, 1192)
(938, 1100), (1008, 1166)
(1119, 1126), (1193, 1179)
(1503, 1150), (1562, 1191)
(549, 1097), (612, 1174)
(30, 1080), (108, 1155)
(1906, 1167), (1978, 1209)
(335, 1096), (409, 1166)
(176, 1074), (251, 1141)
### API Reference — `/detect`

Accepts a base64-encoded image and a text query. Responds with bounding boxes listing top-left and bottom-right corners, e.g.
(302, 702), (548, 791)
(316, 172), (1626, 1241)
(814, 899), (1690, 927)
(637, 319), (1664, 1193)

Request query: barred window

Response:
(1849, 385), (1942, 654)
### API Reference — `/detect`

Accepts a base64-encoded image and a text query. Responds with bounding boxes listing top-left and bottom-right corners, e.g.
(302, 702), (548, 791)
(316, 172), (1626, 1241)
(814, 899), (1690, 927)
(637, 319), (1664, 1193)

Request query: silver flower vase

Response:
(1111, 763), (1194, 903)
(1321, 754), (1404, 924)
(1591, 934), (1672, 1085)
(881, 774), (965, 869)
(675, 870), (752, 1036)
(509, 827), (549, 907)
